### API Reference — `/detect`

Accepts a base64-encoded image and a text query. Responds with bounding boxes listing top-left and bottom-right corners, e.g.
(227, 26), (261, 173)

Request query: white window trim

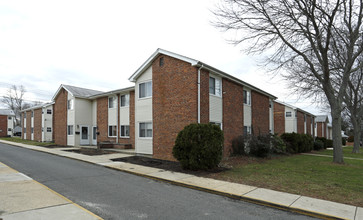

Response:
(209, 76), (222, 97)
(120, 125), (130, 138)
(286, 111), (292, 117)
(67, 125), (74, 136)
(138, 81), (152, 100)
(243, 90), (251, 106)
(138, 122), (153, 139)
(120, 94), (130, 108)
(108, 125), (117, 137)
(210, 121), (223, 130)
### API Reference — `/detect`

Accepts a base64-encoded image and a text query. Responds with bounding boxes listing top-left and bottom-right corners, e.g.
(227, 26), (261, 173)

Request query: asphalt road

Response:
(0, 143), (317, 220)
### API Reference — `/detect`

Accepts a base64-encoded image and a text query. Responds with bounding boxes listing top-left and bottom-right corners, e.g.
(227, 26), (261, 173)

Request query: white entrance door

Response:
(92, 126), (97, 145)
(80, 126), (89, 145)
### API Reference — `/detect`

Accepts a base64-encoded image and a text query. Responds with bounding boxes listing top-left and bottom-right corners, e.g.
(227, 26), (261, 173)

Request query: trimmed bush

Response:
(173, 123), (224, 170)
(342, 138), (347, 146)
(315, 137), (328, 149)
(271, 134), (286, 154)
(347, 135), (354, 142)
(314, 140), (324, 150)
(280, 133), (314, 153)
(231, 135), (246, 156)
(248, 135), (272, 158)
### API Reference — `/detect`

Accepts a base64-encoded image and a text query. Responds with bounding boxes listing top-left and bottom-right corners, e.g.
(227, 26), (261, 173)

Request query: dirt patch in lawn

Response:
(64, 148), (116, 156)
(112, 156), (229, 176)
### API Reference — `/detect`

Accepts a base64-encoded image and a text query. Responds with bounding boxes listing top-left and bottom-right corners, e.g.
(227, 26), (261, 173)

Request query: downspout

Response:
(116, 94), (119, 144)
(197, 64), (204, 124)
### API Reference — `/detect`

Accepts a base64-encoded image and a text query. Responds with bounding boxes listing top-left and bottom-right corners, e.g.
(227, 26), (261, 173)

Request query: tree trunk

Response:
(331, 110), (344, 163)
(352, 120), (361, 153)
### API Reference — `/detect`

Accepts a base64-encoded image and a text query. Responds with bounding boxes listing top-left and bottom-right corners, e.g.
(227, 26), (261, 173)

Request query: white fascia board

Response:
(51, 84), (74, 101)
(128, 48), (198, 82)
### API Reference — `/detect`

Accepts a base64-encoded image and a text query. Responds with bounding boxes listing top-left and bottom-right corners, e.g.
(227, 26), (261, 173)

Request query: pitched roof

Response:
(274, 100), (315, 117)
(0, 109), (15, 116)
(52, 84), (104, 101)
(129, 48), (277, 99)
(315, 115), (329, 122)
(21, 102), (54, 112)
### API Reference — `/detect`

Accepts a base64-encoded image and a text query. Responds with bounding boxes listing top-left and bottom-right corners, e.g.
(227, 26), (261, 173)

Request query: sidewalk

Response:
(0, 161), (102, 220)
(1, 139), (362, 220)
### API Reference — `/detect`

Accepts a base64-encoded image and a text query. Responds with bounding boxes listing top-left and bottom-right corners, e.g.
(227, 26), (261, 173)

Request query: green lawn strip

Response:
(312, 146), (363, 159)
(0, 137), (51, 147)
(209, 154), (363, 207)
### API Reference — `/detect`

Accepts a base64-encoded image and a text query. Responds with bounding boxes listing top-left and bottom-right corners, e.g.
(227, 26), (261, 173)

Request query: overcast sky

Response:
(0, 0), (326, 115)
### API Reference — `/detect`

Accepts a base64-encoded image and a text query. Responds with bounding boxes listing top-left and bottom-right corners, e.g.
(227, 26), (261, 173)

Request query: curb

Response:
(0, 140), (352, 220)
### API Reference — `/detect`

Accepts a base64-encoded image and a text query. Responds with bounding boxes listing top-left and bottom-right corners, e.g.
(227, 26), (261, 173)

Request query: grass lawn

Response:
(311, 146), (363, 159)
(206, 154), (363, 207)
(0, 137), (52, 147)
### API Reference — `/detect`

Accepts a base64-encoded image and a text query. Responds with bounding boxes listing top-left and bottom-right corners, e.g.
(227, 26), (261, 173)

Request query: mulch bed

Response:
(64, 148), (116, 156)
(112, 156), (229, 176)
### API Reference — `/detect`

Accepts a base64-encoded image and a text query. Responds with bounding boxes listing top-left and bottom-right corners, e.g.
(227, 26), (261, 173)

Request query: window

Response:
(139, 122), (152, 138)
(67, 99), (74, 110)
(120, 94), (129, 107)
(31, 111), (34, 117)
(8, 128), (11, 131)
(269, 100), (272, 108)
(8, 116), (12, 120)
(120, 125), (130, 137)
(42, 127), (44, 132)
(210, 122), (222, 129)
(108, 126), (117, 137)
(24, 128), (26, 133)
(286, 112), (292, 117)
(209, 77), (221, 96)
(109, 96), (116, 108)
(243, 90), (251, 105)
(47, 109), (52, 114)
(139, 81), (152, 98)
(24, 113), (26, 119)
(244, 126), (251, 136)
(47, 127), (52, 132)
(67, 125), (74, 135)
(159, 57), (164, 67)
(31, 127), (34, 134)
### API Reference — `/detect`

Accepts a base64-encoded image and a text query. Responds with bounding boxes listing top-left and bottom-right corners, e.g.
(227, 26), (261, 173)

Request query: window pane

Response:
(125, 126), (130, 136)
(243, 90), (247, 104)
(139, 83), (145, 98)
(215, 79), (221, 96)
(209, 77), (215, 94)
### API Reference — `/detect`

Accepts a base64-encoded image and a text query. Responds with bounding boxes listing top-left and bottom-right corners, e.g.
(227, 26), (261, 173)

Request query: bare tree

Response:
(1, 85), (27, 126)
(212, 0), (363, 163)
(344, 63), (363, 153)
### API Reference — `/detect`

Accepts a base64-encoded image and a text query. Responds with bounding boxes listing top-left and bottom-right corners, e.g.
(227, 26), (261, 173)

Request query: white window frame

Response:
(108, 96), (117, 108)
(120, 94), (130, 107)
(209, 77), (222, 97)
(120, 125), (130, 138)
(108, 125), (117, 137)
(243, 90), (251, 105)
(31, 127), (34, 134)
(139, 81), (152, 99)
(67, 99), (74, 110)
(139, 122), (152, 138)
(67, 125), (74, 136)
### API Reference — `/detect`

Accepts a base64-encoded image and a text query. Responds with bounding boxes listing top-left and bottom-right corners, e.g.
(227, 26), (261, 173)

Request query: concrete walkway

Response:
(0, 140), (362, 220)
(0, 161), (102, 220)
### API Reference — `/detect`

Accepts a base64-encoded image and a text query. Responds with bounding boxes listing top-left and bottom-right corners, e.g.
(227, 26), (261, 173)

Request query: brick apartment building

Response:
(21, 103), (53, 142)
(0, 109), (15, 137)
(273, 100), (315, 136)
(21, 49), (321, 160)
(315, 115), (329, 138)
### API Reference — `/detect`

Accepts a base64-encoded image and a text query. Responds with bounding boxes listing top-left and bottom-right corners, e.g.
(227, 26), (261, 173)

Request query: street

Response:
(0, 143), (317, 220)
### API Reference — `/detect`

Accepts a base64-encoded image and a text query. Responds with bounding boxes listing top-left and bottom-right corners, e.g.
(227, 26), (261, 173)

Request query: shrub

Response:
(313, 140), (324, 150)
(342, 138), (347, 146)
(248, 134), (272, 158)
(300, 134), (314, 152)
(326, 139), (333, 148)
(271, 134), (286, 154)
(315, 137), (328, 149)
(347, 135), (354, 142)
(231, 135), (246, 156)
(280, 133), (313, 153)
(173, 123), (224, 170)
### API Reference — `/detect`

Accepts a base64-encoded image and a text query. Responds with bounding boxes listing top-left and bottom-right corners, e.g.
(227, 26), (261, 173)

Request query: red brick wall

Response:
(222, 78), (244, 156)
(306, 115), (312, 135)
(97, 96), (114, 143)
(26, 111), (31, 140)
(152, 55), (199, 161)
(317, 122), (323, 138)
(273, 101), (285, 135)
(297, 111), (305, 134)
(0, 115), (7, 137)
(251, 91), (270, 135)
(129, 91), (135, 148)
(33, 109), (42, 141)
(54, 88), (67, 146)
(200, 69), (209, 124)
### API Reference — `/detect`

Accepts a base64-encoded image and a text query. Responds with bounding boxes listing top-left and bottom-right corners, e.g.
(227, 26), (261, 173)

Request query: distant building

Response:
(315, 115), (330, 139)
(0, 109), (15, 137)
